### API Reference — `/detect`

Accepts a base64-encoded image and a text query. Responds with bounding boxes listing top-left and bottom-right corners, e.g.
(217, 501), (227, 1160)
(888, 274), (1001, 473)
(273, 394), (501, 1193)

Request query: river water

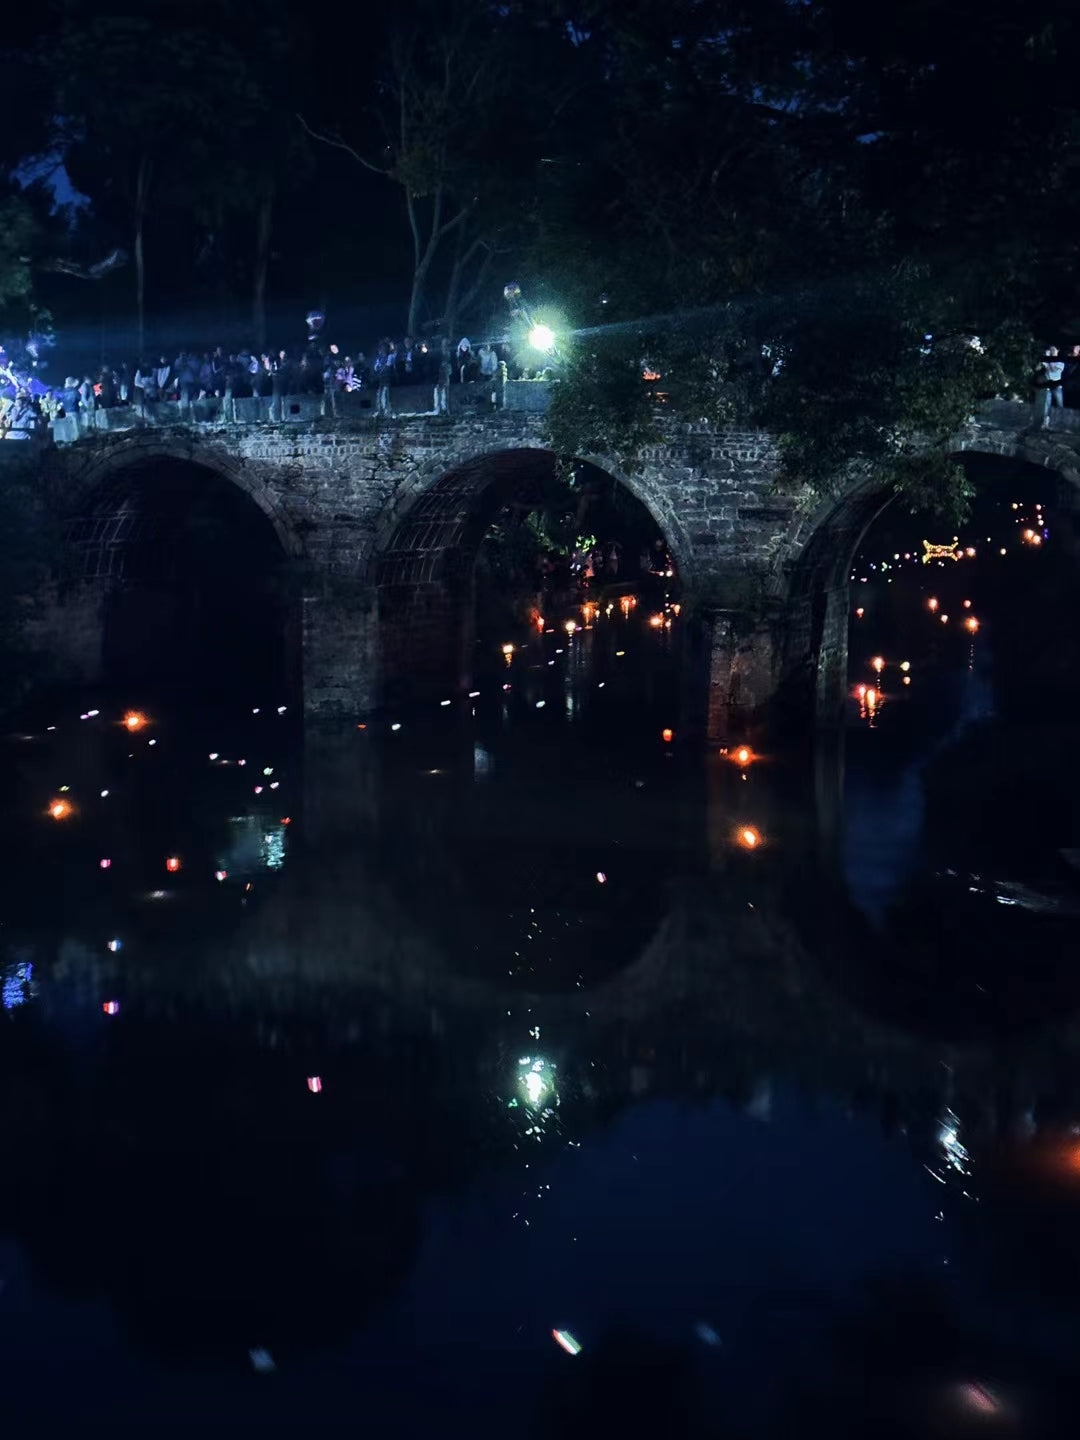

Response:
(2, 475), (1080, 1435)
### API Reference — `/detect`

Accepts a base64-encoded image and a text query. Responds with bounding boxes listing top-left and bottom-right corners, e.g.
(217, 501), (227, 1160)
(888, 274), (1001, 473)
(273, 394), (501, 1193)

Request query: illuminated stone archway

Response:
(774, 431), (1080, 725)
(368, 446), (688, 704)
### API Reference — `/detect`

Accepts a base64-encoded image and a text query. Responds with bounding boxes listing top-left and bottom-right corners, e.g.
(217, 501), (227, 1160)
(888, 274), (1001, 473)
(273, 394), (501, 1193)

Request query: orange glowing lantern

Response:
(928, 597), (939, 612)
(855, 684), (867, 700)
(123, 711), (147, 732)
(649, 613), (664, 628)
(564, 620), (577, 636)
(738, 827), (761, 849)
(963, 599), (971, 608)
(871, 656), (884, 673)
(855, 607), (864, 618)
(734, 745), (753, 767)
(165, 856), (181, 873)
(501, 643), (514, 662)
(662, 728), (674, 743)
(966, 616), (980, 633)
(48, 798), (72, 820)
(620, 597), (632, 616)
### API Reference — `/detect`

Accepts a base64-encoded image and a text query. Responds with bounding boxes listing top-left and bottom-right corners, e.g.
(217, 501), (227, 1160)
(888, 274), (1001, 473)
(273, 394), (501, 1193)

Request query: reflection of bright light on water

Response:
(2, 961), (33, 1009)
(518, 1055), (556, 1110)
(260, 828), (286, 870)
(938, 1108), (971, 1177)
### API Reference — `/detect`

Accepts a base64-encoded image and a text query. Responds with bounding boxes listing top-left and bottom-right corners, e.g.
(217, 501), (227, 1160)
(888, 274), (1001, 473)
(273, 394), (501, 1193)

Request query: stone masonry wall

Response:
(35, 398), (1051, 725)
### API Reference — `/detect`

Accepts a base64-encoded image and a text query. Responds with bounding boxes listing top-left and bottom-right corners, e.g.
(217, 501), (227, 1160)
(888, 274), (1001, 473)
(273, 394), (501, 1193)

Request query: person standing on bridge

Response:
(1033, 346), (1065, 428)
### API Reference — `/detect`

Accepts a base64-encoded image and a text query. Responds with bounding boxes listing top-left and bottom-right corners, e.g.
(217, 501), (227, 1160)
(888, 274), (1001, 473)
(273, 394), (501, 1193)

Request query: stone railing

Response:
(45, 378), (556, 446)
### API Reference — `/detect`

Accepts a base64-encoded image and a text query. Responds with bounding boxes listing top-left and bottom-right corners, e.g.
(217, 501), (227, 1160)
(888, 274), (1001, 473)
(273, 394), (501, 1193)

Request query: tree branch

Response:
(296, 113), (389, 177)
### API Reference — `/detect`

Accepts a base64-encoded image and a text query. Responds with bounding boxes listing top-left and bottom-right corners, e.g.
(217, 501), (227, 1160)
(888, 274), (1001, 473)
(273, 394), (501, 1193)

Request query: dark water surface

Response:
(4, 493), (1080, 1435)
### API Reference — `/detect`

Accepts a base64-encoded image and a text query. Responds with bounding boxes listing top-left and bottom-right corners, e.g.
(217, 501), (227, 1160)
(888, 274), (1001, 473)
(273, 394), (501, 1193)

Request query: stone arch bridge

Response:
(25, 393), (1080, 732)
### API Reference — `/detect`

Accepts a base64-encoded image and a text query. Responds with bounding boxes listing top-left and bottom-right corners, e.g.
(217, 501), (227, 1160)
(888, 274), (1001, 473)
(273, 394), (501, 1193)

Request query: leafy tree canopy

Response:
(530, 0), (1080, 518)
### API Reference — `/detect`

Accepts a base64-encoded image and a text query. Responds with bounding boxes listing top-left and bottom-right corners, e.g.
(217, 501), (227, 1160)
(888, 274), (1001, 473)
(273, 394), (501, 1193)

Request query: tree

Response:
(527, 0), (1080, 521)
(301, 0), (576, 336)
(51, 16), (262, 355)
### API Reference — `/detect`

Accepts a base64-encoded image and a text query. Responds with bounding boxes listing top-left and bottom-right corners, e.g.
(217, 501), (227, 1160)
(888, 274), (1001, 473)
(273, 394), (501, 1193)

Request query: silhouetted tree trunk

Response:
(253, 187), (273, 350)
(134, 152), (152, 357)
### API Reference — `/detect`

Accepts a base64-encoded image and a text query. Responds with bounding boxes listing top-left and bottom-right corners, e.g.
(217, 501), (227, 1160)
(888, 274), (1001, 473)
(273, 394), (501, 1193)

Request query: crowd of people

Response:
(0, 330), (554, 437)
(9, 323), (1080, 438)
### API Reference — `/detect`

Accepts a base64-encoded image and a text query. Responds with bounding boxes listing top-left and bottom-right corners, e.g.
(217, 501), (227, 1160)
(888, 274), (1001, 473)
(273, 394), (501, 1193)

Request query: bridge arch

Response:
(367, 446), (691, 704)
(778, 421), (1080, 724)
(53, 443), (302, 700)
(58, 435), (304, 559)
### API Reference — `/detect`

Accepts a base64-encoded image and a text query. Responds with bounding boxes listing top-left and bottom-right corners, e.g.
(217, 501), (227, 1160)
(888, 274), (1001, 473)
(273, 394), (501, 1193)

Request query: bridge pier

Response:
(301, 586), (379, 721)
(693, 605), (778, 742)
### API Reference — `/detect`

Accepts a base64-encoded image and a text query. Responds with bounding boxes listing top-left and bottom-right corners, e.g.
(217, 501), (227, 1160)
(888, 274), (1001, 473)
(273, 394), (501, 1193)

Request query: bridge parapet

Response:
(46, 378), (555, 446)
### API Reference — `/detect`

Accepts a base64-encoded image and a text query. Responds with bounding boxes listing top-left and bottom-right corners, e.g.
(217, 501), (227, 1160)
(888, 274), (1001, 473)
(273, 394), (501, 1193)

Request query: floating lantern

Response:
(48, 798), (72, 820)
(855, 607), (864, 618)
(648, 613), (664, 628)
(903, 676), (911, 685)
(553, 1330), (582, 1356)
(596, 872), (607, 884)
(963, 599), (971, 609)
(122, 711), (147, 732)
(735, 746), (752, 766)
(502, 643), (514, 661)
(215, 870), (227, 881)
(165, 856), (181, 873)
(738, 827), (761, 849)
(855, 684), (867, 699)
(102, 1001), (120, 1016)
(99, 858), (111, 870)
(966, 617), (980, 633)
(565, 620), (577, 635)
(107, 939), (121, 953)
(941, 614), (949, 623)
(307, 1076), (323, 1094)
(871, 656), (884, 674)
(662, 728), (674, 743)
(922, 538), (961, 564)
(866, 688), (877, 710)
(928, 597), (939, 612)
(899, 661), (910, 672)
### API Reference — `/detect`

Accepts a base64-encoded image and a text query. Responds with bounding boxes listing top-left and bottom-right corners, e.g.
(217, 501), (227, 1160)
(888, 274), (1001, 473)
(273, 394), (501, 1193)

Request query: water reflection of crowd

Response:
(0, 331), (554, 437)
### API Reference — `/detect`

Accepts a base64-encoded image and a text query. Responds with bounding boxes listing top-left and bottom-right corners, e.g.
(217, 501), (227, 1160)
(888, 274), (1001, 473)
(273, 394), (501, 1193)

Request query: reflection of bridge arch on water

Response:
(7, 731), (1080, 1369)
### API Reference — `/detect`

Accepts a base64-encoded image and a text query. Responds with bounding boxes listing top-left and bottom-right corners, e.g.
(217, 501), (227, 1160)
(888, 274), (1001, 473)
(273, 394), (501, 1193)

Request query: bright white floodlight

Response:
(528, 323), (556, 353)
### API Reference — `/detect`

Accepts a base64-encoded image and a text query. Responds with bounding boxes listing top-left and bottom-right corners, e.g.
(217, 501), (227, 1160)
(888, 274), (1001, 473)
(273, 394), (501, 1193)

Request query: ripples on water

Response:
(3, 495), (1080, 1435)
